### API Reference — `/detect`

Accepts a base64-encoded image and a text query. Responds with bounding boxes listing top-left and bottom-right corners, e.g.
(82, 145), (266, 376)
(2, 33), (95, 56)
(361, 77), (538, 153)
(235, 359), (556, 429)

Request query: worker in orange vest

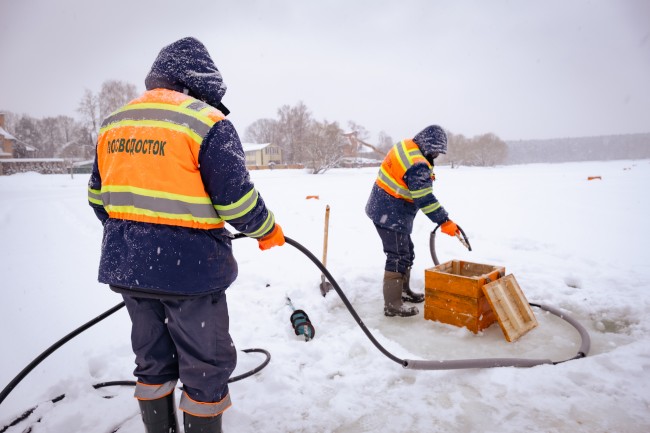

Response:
(366, 125), (460, 317)
(88, 37), (284, 433)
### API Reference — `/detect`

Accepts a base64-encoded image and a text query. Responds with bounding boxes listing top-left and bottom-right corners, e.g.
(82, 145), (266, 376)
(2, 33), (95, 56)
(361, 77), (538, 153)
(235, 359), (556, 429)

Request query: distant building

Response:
(0, 113), (69, 175)
(0, 113), (16, 159)
(341, 131), (383, 160)
(0, 112), (38, 158)
(339, 131), (383, 167)
(242, 142), (283, 166)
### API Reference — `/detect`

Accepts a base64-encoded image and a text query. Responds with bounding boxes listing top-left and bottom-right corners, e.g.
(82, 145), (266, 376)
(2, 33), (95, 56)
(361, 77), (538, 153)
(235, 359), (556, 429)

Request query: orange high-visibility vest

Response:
(375, 139), (432, 202)
(92, 88), (226, 229)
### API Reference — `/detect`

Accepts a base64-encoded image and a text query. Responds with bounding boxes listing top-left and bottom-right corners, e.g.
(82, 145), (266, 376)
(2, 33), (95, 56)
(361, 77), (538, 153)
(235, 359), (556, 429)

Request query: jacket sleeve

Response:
(88, 148), (109, 224)
(199, 119), (276, 238)
(404, 163), (449, 225)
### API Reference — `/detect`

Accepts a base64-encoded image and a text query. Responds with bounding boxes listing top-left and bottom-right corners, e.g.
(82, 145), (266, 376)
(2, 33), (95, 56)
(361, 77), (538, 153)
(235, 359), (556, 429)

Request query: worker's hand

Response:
(440, 220), (459, 237)
(258, 224), (285, 250)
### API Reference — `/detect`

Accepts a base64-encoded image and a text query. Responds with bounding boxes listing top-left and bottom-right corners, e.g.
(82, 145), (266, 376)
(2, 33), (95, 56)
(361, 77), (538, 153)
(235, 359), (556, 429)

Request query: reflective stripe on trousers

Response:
(134, 380), (233, 417)
(123, 292), (237, 405)
(135, 379), (177, 400)
(180, 391), (232, 417)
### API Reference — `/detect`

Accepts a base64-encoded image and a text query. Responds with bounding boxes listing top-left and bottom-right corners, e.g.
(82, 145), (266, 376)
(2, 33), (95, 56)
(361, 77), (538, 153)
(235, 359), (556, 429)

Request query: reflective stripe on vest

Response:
(245, 210), (275, 239)
(375, 139), (431, 202)
(101, 101), (213, 146)
(93, 89), (226, 229)
(134, 380), (177, 401)
(88, 187), (102, 205)
(179, 390), (232, 417)
(214, 187), (258, 221)
(100, 184), (223, 226)
(211, 186), (275, 238)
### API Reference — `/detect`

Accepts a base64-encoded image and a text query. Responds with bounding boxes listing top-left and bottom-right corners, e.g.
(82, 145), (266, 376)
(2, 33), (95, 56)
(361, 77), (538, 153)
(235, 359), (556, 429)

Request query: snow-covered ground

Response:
(1, 160), (649, 433)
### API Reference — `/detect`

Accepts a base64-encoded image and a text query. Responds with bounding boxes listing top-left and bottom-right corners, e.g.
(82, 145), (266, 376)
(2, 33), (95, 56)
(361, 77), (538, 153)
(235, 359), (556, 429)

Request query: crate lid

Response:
(482, 274), (538, 342)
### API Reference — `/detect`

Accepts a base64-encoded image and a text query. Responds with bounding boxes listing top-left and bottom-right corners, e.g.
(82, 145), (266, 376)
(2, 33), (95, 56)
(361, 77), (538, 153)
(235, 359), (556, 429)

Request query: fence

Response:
(246, 163), (305, 170)
(0, 158), (68, 176)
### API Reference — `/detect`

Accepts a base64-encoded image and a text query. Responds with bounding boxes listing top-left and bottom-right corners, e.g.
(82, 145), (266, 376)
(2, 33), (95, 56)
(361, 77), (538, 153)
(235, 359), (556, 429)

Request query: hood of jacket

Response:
(145, 37), (229, 114)
(412, 125), (447, 158)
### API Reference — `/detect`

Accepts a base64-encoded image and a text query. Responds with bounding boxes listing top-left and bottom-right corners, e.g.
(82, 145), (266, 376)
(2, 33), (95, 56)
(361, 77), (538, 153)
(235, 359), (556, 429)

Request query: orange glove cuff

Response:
(258, 224), (285, 250)
(440, 220), (459, 237)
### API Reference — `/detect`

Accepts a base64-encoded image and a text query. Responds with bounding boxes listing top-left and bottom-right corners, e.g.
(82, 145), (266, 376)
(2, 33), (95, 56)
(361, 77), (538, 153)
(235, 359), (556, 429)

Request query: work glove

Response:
(440, 220), (459, 237)
(258, 224), (285, 250)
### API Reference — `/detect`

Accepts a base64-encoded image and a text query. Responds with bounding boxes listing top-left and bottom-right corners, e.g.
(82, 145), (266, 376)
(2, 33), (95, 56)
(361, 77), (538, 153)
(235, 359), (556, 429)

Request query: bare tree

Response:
(347, 121), (370, 142)
(77, 80), (138, 143)
(345, 121), (373, 155)
(276, 101), (312, 163)
(377, 130), (394, 153)
(441, 132), (507, 167)
(38, 117), (60, 157)
(243, 118), (279, 144)
(6, 111), (91, 159)
(304, 120), (345, 174)
(54, 116), (90, 159)
(13, 115), (42, 157)
(473, 133), (508, 166)
(77, 88), (100, 142)
(440, 132), (468, 168)
(99, 80), (138, 120)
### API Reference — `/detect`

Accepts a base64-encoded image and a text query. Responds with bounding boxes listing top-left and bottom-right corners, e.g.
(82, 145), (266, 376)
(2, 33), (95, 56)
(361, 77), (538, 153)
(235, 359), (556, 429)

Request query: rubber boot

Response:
(138, 393), (179, 433)
(401, 268), (425, 303)
(383, 271), (419, 317)
(184, 412), (223, 433)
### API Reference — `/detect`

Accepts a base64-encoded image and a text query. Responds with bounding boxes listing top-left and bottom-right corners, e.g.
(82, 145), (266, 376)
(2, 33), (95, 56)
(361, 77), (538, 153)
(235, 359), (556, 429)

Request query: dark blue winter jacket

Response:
(366, 129), (449, 234)
(88, 37), (275, 297)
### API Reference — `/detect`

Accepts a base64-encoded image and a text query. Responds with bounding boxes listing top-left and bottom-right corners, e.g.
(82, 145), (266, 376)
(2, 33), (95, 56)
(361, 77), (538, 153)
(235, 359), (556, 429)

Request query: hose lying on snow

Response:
(287, 231), (590, 369)
(0, 234), (278, 414)
(0, 304), (270, 409)
(0, 231), (590, 415)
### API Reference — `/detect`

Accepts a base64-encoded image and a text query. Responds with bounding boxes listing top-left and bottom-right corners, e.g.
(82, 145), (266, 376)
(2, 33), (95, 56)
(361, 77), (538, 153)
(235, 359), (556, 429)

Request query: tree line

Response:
(441, 132), (508, 168)
(243, 101), (397, 173)
(2, 80), (508, 170)
(2, 80), (137, 160)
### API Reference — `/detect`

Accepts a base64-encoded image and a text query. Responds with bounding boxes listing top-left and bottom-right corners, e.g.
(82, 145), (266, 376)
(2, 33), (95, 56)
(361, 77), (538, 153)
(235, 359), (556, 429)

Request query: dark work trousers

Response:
(374, 224), (415, 274)
(122, 291), (237, 403)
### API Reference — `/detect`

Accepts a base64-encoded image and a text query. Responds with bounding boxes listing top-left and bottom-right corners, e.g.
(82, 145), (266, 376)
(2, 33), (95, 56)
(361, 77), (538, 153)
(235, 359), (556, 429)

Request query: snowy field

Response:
(1, 160), (649, 433)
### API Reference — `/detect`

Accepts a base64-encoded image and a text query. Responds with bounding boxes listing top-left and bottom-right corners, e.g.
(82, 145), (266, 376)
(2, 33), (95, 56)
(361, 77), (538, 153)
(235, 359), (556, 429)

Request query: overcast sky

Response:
(1, 0), (649, 142)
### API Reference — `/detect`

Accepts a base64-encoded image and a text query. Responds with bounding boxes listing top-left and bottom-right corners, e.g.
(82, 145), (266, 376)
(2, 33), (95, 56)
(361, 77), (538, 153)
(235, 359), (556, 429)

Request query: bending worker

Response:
(366, 125), (460, 317)
(88, 37), (284, 433)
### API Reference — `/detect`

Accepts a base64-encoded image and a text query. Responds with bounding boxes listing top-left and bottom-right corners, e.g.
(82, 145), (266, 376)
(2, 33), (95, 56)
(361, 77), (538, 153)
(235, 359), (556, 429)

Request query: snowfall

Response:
(0, 160), (649, 433)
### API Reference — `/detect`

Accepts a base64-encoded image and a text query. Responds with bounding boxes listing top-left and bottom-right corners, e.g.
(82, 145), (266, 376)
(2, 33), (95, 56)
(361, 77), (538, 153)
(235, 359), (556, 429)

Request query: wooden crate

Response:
(482, 274), (538, 342)
(424, 260), (505, 333)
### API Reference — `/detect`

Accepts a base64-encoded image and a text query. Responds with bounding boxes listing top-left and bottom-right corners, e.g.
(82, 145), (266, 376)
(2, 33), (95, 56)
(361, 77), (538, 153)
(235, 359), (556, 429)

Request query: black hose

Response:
(285, 230), (589, 370)
(0, 233), (264, 414)
(90, 348), (271, 388)
(429, 225), (441, 266)
(0, 306), (270, 410)
(1, 348), (270, 433)
(1, 229), (591, 423)
(284, 237), (406, 366)
(429, 224), (471, 264)
(0, 302), (126, 406)
(228, 348), (272, 381)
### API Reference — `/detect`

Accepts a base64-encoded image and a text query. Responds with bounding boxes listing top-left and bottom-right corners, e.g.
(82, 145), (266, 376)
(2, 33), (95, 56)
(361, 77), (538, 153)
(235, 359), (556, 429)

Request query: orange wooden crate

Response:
(424, 260), (505, 333)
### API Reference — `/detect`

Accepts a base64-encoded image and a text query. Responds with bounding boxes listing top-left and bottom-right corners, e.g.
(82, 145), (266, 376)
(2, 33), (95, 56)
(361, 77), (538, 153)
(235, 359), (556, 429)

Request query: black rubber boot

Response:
(383, 271), (419, 317)
(138, 393), (179, 433)
(184, 412), (223, 433)
(401, 268), (425, 303)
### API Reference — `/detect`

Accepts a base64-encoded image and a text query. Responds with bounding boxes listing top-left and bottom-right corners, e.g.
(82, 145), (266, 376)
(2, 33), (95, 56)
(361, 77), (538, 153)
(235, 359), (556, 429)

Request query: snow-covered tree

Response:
(304, 120), (345, 174)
